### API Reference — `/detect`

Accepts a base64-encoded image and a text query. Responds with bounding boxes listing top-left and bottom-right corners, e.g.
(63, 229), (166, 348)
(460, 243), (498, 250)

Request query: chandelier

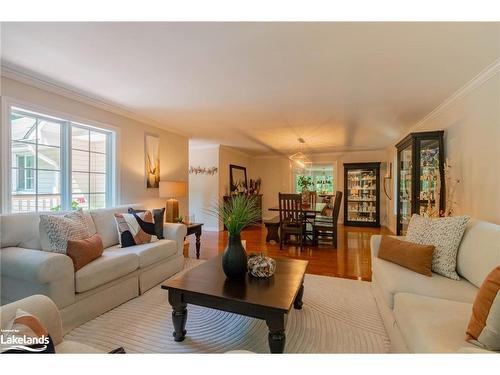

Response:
(289, 138), (311, 170)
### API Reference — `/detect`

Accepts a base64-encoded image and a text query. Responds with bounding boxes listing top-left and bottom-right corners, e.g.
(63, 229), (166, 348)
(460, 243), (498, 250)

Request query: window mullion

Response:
(63, 122), (72, 210)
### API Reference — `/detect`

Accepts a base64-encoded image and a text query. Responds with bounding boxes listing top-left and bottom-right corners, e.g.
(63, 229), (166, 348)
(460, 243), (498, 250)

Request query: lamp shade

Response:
(159, 181), (187, 198)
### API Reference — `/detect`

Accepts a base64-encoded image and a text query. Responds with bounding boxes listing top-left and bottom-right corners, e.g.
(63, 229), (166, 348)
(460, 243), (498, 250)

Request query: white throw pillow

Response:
(406, 214), (470, 280)
(39, 210), (90, 253)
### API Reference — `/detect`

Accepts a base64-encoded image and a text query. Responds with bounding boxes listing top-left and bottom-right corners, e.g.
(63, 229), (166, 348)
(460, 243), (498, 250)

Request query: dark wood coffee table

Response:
(161, 254), (308, 353)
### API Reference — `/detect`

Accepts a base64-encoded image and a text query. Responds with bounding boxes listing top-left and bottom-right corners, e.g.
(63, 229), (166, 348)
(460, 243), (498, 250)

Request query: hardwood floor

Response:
(185, 224), (392, 281)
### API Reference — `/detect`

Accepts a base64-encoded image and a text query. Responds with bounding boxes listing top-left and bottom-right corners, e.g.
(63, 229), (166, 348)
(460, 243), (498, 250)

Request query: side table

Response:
(185, 223), (203, 259)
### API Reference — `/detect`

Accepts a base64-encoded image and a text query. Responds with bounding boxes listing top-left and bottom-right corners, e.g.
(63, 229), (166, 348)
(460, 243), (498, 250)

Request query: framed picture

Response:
(145, 134), (160, 188)
(229, 164), (247, 193)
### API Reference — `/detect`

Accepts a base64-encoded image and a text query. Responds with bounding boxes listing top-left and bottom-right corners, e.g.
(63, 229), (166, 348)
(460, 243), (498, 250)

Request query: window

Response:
(294, 164), (335, 194)
(9, 107), (115, 213)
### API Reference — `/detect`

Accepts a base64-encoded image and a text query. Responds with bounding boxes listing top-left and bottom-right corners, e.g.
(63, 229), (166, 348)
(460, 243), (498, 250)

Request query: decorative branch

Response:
(189, 166), (218, 175)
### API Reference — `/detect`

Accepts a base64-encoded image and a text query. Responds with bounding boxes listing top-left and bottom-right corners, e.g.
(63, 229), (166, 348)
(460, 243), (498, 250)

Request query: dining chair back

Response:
(278, 193), (304, 250)
(313, 191), (343, 247)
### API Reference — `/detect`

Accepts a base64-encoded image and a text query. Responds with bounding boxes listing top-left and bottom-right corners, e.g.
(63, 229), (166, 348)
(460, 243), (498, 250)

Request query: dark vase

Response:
(222, 234), (248, 279)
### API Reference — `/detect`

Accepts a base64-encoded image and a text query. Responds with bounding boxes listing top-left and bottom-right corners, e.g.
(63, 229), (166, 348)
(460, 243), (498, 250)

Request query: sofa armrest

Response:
(163, 223), (188, 255)
(370, 235), (406, 258)
(0, 294), (63, 345)
(1, 247), (74, 283)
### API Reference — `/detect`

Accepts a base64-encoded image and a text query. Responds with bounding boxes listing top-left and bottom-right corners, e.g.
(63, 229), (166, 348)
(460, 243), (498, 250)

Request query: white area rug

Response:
(65, 258), (390, 353)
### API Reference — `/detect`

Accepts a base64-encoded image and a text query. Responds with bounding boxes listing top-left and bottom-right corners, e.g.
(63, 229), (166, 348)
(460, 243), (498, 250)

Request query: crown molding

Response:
(0, 63), (190, 138)
(404, 58), (500, 137)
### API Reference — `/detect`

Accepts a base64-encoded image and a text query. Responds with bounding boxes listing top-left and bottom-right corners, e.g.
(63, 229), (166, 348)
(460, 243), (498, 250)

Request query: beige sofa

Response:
(0, 205), (187, 334)
(371, 218), (500, 353)
(0, 295), (101, 353)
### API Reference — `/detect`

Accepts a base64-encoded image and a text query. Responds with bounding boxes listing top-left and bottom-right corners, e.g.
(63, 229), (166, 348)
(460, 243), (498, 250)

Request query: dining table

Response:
(268, 202), (326, 214)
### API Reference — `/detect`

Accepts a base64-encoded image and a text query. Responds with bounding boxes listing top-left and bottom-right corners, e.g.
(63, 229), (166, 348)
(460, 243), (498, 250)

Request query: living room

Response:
(1, 1), (499, 374)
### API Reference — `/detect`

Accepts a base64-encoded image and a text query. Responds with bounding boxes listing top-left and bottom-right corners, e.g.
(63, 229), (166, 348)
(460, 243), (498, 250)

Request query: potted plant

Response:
(297, 175), (313, 205)
(208, 195), (261, 279)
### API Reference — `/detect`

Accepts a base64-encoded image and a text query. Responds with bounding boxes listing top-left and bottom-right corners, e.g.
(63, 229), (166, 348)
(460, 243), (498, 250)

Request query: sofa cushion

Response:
(372, 257), (478, 308)
(394, 293), (473, 353)
(75, 251), (138, 292)
(466, 266), (500, 350)
(89, 205), (141, 248)
(457, 219), (500, 288)
(105, 239), (177, 268)
(1, 212), (46, 250)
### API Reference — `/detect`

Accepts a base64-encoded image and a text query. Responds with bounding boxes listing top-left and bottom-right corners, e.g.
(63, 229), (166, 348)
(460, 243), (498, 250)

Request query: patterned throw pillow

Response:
(128, 207), (165, 239)
(406, 214), (470, 280)
(114, 211), (155, 248)
(39, 210), (90, 254)
(0, 309), (55, 353)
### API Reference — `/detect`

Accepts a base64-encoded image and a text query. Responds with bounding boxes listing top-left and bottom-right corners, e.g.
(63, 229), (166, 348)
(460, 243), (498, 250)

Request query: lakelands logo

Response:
(1, 329), (50, 352)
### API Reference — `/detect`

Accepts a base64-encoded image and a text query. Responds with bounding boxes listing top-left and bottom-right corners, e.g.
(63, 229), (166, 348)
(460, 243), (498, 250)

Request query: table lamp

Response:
(159, 181), (187, 222)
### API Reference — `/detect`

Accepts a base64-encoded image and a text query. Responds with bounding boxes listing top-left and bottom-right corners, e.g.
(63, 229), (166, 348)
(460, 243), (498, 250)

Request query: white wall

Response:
(386, 69), (500, 231)
(0, 76), (189, 214)
(188, 144), (219, 231)
(218, 145), (251, 198)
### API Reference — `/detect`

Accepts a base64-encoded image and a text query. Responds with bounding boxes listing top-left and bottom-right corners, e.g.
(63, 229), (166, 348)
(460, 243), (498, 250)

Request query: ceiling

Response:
(1, 22), (499, 156)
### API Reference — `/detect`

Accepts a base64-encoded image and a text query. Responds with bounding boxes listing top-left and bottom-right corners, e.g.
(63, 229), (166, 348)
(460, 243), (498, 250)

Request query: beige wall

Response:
(386, 71), (500, 232)
(188, 145), (219, 231)
(0, 76), (189, 214)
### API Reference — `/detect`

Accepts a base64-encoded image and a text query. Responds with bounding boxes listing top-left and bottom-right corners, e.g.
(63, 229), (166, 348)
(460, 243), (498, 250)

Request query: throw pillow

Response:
(66, 234), (104, 271)
(466, 266), (500, 351)
(39, 209), (90, 254)
(114, 211), (154, 248)
(378, 235), (435, 276)
(0, 309), (55, 354)
(406, 214), (470, 280)
(128, 207), (165, 239)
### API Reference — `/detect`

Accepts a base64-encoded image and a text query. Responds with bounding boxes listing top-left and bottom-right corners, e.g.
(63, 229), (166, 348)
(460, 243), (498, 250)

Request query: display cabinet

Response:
(396, 131), (445, 235)
(343, 162), (381, 227)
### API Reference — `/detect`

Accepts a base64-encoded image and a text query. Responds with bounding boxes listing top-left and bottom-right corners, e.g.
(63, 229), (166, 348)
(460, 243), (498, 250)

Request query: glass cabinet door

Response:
(346, 168), (377, 223)
(418, 139), (441, 217)
(399, 145), (412, 234)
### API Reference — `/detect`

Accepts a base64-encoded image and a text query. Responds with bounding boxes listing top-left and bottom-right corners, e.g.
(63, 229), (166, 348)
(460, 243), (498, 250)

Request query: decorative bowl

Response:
(247, 253), (276, 278)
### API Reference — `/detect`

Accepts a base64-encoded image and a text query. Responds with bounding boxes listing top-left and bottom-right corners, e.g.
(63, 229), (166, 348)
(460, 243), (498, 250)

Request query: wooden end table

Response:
(185, 223), (203, 259)
(161, 255), (308, 353)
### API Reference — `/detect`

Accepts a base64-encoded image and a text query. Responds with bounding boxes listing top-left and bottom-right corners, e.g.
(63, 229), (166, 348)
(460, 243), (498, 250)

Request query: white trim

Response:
(399, 57), (500, 140)
(1, 63), (190, 138)
(2, 98), (121, 212)
(1, 97), (11, 213)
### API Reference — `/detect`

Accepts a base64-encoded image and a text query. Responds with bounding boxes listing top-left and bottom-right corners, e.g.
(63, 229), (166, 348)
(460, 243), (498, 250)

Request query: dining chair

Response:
(278, 193), (304, 251)
(303, 191), (317, 241)
(313, 191), (343, 248)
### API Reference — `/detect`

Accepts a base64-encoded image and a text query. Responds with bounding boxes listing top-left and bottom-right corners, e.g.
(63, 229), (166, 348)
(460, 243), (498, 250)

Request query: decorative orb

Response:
(247, 254), (276, 278)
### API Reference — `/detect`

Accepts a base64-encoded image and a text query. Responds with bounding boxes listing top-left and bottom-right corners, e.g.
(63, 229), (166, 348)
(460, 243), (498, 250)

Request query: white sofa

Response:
(0, 294), (101, 353)
(0, 205), (187, 334)
(371, 218), (500, 353)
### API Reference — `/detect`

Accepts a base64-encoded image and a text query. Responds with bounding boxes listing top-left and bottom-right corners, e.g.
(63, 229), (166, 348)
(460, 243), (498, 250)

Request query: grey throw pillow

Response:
(406, 214), (470, 280)
(39, 210), (90, 253)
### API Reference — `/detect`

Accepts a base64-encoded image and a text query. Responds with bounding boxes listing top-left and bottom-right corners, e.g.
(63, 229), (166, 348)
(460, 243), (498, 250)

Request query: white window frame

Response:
(1, 98), (120, 213)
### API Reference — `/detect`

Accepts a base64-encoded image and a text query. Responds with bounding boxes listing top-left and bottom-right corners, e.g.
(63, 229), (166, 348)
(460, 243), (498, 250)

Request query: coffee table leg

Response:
(294, 279), (304, 310)
(266, 313), (286, 353)
(168, 290), (187, 342)
(195, 230), (201, 259)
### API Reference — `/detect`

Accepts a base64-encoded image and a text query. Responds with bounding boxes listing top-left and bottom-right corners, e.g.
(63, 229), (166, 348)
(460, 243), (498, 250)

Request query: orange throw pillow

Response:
(466, 266), (500, 350)
(66, 234), (104, 271)
(377, 235), (435, 276)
